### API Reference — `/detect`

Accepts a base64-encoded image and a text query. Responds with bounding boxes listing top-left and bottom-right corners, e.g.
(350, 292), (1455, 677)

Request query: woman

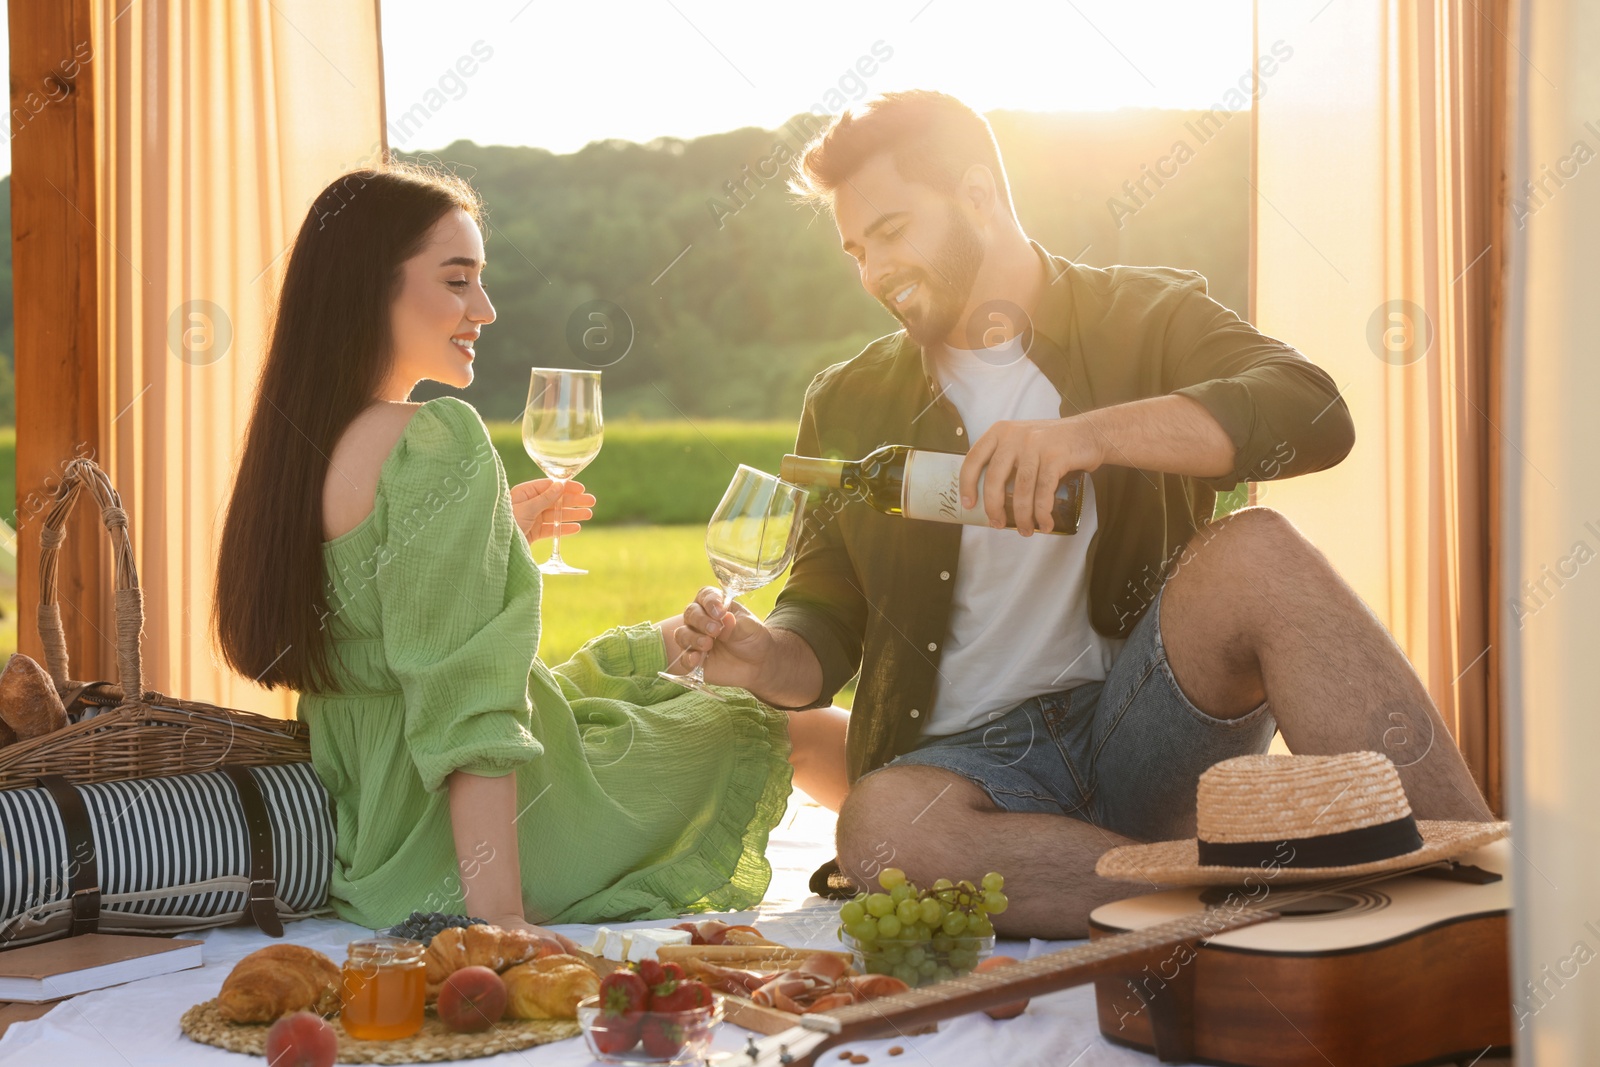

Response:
(213, 163), (846, 941)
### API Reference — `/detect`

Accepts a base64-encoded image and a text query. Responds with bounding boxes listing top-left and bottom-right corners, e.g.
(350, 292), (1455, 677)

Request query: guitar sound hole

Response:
(1197, 887), (1391, 920)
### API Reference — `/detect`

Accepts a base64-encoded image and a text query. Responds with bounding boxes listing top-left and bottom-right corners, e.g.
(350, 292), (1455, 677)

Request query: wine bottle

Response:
(781, 446), (1086, 535)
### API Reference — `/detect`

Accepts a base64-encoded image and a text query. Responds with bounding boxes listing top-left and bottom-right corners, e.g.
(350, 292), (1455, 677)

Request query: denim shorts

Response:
(877, 581), (1277, 843)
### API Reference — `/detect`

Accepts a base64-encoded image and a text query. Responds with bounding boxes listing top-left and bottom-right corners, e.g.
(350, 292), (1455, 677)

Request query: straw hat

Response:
(1095, 751), (1509, 885)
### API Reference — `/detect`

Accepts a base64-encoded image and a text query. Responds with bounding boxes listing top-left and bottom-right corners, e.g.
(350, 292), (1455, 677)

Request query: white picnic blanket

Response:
(0, 796), (1156, 1067)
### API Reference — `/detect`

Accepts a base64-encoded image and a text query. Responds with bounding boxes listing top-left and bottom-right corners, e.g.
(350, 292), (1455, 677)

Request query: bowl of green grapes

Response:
(837, 867), (1008, 988)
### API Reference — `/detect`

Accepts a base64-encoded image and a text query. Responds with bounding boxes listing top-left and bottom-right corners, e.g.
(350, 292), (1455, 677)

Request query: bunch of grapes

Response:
(836, 868), (1009, 987)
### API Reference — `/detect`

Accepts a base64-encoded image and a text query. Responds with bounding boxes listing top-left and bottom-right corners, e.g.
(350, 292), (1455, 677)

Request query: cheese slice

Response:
(591, 927), (633, 963)
(627, 928), (693, 962)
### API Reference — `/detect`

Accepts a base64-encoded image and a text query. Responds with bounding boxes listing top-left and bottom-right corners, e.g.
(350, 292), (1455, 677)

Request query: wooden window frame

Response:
(11, 0), (104, 681)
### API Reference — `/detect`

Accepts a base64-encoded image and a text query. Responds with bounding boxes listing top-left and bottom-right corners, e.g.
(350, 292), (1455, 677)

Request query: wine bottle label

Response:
(902, 450), (992, 525)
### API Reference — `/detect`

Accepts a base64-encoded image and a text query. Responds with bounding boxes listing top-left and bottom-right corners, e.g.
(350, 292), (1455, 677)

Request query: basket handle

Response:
(37, 457), (145, 701)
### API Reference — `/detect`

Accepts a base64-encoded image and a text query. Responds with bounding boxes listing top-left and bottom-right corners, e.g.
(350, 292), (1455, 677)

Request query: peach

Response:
(436, 966), (508, 1033)
(973, 956), (1029, 1020)
(532, 939), (570, 960)
(264, 1011), (337, 1067)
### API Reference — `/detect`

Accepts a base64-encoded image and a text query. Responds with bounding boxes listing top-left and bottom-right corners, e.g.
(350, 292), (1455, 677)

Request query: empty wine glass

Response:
(522, 368), (603, 575)
(660, 465), (806, 700)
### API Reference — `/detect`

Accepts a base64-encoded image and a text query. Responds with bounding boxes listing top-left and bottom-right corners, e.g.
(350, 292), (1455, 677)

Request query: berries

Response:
(599, 970), (650, 1021)
(651, 978), (713, 1014)
(588, 963), (716, 1057)
(589, 1013), (640, 1055)
(636, 958), (666, 989)
(640, 1015), (687, 1059)
(382, 911), (489, 946)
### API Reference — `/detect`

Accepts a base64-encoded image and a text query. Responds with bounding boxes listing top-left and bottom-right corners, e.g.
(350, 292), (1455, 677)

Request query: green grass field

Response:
(532, 525), (860, 708)
(0, 415), (1243, 697)
(531, 524), (785, 667)
(0, 525), (783, 685)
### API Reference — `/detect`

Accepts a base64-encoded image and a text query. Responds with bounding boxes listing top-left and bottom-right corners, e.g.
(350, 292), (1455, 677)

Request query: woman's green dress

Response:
(297, 396), (792, 929)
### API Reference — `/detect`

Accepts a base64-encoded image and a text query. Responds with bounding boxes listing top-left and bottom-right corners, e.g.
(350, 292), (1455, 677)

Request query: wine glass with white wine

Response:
(659, 465), (806, 700)
(522, 368), (603, 576)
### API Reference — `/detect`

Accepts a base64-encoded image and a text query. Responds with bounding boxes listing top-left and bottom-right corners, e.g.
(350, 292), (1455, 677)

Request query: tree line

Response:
(0, 107), (1248, 427)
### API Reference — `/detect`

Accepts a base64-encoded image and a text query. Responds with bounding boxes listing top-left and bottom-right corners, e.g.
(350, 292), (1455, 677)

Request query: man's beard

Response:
(879, 205), (984, 348)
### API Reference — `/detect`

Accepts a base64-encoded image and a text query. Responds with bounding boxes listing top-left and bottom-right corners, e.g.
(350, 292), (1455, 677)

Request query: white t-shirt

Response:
(925, 335), (1126, 736)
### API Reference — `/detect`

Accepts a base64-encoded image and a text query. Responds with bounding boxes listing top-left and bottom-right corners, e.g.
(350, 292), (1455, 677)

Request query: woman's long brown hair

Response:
(213, 163), (483, 694)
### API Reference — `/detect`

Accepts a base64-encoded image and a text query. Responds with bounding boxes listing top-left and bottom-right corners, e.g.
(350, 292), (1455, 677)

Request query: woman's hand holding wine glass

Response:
(522, 367), (604, 575)
(510, 478), (595, 546)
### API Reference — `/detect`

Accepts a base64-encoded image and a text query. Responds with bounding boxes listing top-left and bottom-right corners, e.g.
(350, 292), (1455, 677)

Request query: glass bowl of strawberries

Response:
(577, 959), (724, 1064)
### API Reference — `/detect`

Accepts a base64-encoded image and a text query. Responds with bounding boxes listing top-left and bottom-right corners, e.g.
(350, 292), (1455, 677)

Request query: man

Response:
(661, 90), (1495, 938)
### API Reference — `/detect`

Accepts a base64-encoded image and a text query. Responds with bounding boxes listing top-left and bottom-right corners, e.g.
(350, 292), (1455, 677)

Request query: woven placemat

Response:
(178, 999), (581, 1063)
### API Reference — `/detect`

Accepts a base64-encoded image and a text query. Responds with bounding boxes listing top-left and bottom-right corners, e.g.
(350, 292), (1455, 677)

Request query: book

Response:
(0, 933), (204, 1002)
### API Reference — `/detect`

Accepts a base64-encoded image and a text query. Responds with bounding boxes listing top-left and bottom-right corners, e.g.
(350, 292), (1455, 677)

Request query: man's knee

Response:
(836, 767), (991, 887)
(1171, 506), (1306, 586)
(1208, 504), (1299, 552)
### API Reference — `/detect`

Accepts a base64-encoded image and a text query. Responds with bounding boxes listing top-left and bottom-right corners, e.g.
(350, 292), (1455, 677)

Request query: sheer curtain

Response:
(1502, 0), (1600, 1059)
(1251, 0), (1506, 808)
(93, 0), (385, 718)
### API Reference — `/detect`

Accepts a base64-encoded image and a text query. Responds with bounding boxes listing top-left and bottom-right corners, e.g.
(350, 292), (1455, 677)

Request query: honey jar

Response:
(340, 937), (426, 1040)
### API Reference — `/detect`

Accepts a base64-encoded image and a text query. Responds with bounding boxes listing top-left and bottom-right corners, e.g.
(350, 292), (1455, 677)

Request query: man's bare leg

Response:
(786, 705), (851, 812)
(838, 506), (1493, 939)
(836, 766), (1146, 938)
(1159, 507), (1494, 821)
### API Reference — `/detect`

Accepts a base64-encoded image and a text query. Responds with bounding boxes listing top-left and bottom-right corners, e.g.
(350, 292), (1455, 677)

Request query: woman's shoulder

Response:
(401, 395), (488, 441)
(323, 398), (491, 540)
(354, 396), (490, 466)
(388, 397), (495, 469)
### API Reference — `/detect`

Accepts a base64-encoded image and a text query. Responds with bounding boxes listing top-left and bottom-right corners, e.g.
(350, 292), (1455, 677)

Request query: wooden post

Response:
(10, 0), (102, 679)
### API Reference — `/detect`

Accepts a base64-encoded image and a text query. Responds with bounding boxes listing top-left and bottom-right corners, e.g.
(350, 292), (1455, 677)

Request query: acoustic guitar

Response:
(734, 839), (1510, 1067)
(1090, 838), (1511, 1066)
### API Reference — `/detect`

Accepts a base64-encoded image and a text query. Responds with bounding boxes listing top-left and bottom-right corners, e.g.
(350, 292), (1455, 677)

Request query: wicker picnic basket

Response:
(0, 457), (310, 792)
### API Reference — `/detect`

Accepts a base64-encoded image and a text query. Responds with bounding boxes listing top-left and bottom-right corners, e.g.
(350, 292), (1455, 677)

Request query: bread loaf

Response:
(502, 956), (599, 1019)
(0, 654), (67, 742)
(216, 944), (342, 1023)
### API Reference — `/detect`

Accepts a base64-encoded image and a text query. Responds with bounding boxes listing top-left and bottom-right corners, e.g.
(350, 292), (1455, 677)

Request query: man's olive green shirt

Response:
(765, 244), (1356, 782)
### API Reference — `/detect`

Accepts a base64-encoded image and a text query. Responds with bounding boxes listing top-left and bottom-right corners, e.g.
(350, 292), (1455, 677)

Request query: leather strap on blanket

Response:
(34, 775), (101, 937)
(220, 766), (284, 938)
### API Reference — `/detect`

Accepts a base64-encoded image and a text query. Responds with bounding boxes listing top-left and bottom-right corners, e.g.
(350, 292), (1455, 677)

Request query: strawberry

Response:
(598, 969), (649, 1020)
(589, 1013), (639, 1055)
(652, 978), (714, 1014)
(640, 1014), (687, 1059)
(636, 958), (665, 988)
(593, 971), (648, 1056)
(642, 958), (691, 1005)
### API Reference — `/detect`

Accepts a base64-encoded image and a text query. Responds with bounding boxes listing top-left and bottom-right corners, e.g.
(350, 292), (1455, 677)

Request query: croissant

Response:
(216, 944), (342, 1023)
(502, 956), (600, 1020)
(423, 924), (555, 999)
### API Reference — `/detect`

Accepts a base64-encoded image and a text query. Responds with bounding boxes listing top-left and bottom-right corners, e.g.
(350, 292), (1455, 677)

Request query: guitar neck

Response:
(746, 904), (1278, 1066)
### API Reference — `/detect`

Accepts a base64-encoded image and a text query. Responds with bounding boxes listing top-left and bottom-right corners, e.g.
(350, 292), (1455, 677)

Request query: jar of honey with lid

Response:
(340, 937), (426, 1040)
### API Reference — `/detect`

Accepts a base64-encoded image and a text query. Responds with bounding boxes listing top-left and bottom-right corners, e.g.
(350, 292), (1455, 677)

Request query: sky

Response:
(0, 0), (1254, 176)
(379, 0), (1255, 156)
